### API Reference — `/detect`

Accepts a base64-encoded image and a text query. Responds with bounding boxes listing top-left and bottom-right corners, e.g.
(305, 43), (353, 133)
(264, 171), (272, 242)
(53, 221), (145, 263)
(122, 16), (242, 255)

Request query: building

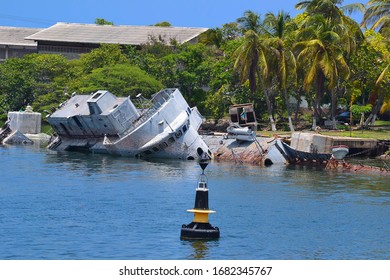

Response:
(26, 22), (208, 59)
(0, 26), (42, 61)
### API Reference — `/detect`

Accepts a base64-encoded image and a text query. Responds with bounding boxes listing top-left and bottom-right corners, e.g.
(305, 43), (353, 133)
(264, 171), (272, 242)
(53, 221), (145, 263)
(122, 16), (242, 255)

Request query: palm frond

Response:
(375, 64), (390, 87)
(341, 3), (366, 15)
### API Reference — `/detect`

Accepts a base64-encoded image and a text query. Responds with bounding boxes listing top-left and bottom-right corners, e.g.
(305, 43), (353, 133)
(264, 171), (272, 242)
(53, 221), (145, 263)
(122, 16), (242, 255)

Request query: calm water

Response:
(0, 145), (389, 260)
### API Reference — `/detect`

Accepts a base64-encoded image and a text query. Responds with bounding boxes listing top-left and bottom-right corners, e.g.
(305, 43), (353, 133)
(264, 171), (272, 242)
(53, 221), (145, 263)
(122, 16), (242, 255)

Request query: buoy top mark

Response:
(199, 153), (209, 172)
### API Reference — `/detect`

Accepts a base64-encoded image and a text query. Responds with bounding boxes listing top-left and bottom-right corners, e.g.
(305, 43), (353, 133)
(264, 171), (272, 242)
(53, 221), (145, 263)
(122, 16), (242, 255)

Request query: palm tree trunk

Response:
(364, 89), (385, 127)
(311, 94), (321, 130)
(313, 72), (325, 130)
(283, 88), (295, 131)
(263, 88), (277, 131)
(330, 88), (338, 129)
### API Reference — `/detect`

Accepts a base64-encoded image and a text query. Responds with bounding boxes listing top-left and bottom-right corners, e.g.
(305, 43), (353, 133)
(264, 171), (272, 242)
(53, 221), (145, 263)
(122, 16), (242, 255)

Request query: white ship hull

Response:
(47, 88), (212, 160)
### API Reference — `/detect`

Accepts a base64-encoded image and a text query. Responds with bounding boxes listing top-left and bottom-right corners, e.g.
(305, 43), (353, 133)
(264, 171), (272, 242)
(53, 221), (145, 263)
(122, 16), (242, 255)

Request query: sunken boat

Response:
(47, 88), (212, 160)
(275, 140), (332, 166)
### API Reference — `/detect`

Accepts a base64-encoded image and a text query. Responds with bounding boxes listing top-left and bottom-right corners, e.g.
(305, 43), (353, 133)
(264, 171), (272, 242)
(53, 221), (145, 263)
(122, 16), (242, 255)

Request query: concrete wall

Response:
(291, 132), (334, 154)
(290, 132), (378, 154)
(8, 111), (42, 134)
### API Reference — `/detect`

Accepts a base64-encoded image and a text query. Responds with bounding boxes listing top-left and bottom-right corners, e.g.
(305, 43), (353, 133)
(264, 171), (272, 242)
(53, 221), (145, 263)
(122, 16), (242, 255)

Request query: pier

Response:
(291, 132), (379, 156)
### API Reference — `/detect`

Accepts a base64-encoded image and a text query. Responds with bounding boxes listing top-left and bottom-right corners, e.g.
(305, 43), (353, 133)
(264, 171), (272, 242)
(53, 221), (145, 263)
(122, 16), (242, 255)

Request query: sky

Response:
(1, 0), (364, 29)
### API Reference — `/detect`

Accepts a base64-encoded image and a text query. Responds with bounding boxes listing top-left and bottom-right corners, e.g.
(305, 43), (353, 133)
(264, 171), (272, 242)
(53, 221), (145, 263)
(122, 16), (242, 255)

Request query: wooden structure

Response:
(229, 103), (257, 130)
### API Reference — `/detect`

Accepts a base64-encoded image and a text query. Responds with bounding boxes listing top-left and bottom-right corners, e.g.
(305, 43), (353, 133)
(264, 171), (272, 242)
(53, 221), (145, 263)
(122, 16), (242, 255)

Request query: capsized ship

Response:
(47, 88), (212, 160)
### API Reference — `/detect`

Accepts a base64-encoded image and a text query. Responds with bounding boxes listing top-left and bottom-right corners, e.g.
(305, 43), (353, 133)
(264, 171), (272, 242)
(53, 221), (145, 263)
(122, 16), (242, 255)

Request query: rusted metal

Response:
(214, 143), (266, 165)
(325, 158), (390, 174)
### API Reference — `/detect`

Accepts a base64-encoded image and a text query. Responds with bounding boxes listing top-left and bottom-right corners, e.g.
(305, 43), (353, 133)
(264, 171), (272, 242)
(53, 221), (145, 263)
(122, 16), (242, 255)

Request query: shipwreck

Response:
(47, 88), (212, 160)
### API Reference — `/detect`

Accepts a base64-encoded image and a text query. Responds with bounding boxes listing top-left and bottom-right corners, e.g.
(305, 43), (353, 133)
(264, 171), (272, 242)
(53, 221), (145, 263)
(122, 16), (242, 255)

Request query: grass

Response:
(321, 129), (390, 140)
(373, 120), (390, 126)
(41, 123), (53, 134)
(258, 126), (390, 140)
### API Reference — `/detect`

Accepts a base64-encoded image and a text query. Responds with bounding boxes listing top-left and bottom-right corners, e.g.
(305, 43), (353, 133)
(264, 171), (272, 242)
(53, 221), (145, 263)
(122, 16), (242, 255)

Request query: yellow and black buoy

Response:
(180, 156), (220, 240)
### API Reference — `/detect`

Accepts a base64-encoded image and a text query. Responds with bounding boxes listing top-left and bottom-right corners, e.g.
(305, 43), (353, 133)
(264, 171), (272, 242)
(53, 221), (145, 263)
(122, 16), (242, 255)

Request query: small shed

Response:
(229, 103), (257, 130)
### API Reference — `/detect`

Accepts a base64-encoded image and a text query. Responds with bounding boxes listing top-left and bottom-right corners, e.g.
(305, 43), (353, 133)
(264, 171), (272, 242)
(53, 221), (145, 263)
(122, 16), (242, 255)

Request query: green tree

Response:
(295, 0), (345, 22)
(232, 30), (277, 130)
(79, 44), (128, 73)
(174, 44), (216, 107)
(237, 10), (263, 34)
(0, 58), (34, 113)
(29, 54), (71, 113)
(296, 0), (364, 54)
(346, 30), (386, 127)
(154, 21), (172, 27)
(263, 11), (297, 131)
(0, 54), (70, 114)
(78, 64), (163, 98)
(294, 15), (350, 129)
(220, 22), (241, 42)
(199, 28), (223, 48)
(363, 0), (390, 37)
(95, 18), (114, 25)
(203, 40), (243, 119)
(365, 62), (390, 125)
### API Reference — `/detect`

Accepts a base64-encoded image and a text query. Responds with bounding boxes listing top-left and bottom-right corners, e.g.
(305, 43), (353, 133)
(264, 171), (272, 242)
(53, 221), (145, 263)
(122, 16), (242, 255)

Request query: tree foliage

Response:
(78, 64), (163, 98)
(1, 1), (390, 129)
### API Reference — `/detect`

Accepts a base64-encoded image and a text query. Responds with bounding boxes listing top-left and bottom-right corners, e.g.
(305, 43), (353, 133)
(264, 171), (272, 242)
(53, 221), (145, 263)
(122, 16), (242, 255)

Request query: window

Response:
(159, 142), (168, 150)
(92, 93), (102, 99)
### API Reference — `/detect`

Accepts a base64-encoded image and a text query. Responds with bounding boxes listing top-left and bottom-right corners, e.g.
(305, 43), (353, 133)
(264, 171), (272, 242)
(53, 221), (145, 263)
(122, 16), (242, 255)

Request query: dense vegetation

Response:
(1, 0), (390, 132)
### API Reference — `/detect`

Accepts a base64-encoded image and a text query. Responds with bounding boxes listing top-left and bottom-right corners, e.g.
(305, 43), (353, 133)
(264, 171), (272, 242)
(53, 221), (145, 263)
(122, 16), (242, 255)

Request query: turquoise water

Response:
(0, 145), (389, 260)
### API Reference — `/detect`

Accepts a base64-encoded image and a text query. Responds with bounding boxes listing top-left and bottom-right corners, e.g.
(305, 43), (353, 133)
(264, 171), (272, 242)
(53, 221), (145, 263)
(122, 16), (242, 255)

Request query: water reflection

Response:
(2, 145), (390, 259)
(43, 150), (200, 181)
(285, 165), (390, 195)
(182, 239), (220, 259)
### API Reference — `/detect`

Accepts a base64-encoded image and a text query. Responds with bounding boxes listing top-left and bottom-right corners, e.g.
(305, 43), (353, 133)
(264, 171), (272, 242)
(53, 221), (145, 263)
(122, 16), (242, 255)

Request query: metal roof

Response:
(0, 26), (42, 46)
(49, 93), (128, 118)
(25, 22), (208, 45)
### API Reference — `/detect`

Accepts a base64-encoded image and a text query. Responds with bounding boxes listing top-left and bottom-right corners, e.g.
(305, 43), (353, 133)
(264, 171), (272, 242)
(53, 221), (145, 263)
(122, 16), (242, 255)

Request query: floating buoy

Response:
(180, 155), (220, 240)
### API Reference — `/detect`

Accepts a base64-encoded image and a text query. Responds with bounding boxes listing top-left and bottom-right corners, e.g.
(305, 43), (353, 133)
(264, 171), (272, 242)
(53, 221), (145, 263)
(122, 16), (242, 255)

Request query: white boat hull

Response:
(47, 88), (212, 160)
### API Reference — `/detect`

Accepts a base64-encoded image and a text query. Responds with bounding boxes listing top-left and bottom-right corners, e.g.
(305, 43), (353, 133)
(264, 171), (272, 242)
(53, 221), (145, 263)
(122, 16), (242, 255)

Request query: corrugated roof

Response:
(0, 26), (42, 46)
(25, 22), (208, 45)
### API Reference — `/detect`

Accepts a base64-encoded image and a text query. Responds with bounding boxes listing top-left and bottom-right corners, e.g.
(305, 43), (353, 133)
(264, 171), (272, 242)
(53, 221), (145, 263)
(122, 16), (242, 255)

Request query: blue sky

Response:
(1, 0), (364, 29)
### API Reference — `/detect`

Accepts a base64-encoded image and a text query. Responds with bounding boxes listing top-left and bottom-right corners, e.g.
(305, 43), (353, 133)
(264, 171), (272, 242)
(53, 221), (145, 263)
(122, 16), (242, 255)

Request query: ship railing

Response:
(115, 107), (158, 140)
(118, 89), (175, 136)
(105, 89), (176, 144)
(150, 88), (175, 108)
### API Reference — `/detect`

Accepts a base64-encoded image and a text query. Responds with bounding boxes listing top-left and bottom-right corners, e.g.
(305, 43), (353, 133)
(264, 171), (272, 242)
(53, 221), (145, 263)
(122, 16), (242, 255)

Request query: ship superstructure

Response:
(47, 88), (212, 160)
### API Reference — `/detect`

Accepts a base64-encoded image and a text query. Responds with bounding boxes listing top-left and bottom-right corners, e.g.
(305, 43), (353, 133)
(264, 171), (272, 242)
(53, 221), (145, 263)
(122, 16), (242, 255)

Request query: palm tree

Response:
(377, 65), (390, 118)
(237, 10), (263, 34)
(199, 28), (223, 48)
(263, 11), (297, 131)
(363, 63), (390, 125)
(233, 30), (278, 131)
(295, 0), (364, 21)
(295, 0), (346, 22)
(363, 0), (390, 37)
(296, 0), (364, 51)
(295, 1), (363, 129)
(294, 15), (350, 129)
